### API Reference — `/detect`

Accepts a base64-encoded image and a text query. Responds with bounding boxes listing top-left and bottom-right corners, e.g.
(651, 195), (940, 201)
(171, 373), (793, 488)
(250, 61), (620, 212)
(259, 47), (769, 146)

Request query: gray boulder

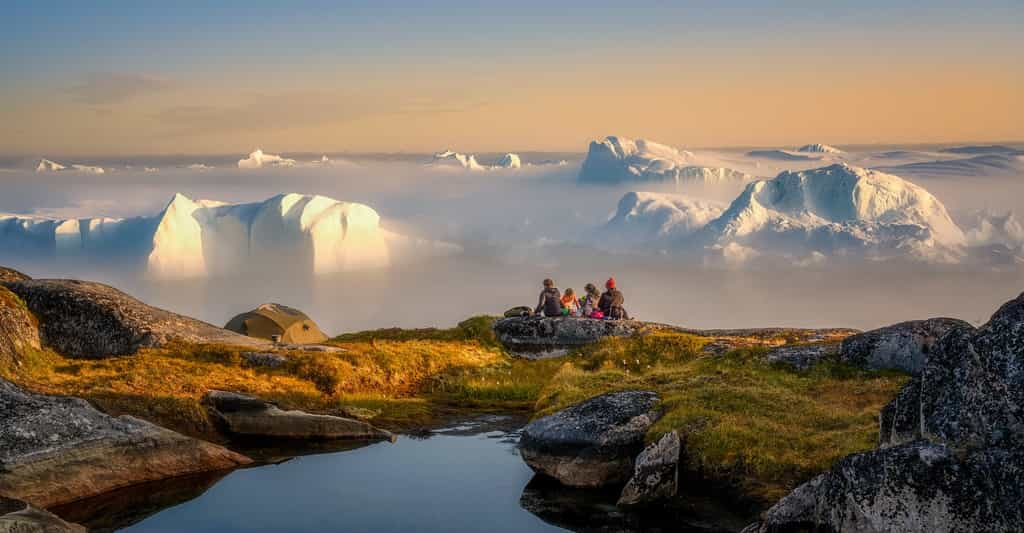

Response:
(0, 287), (40, 368)
(202, 390), (393, 441)
(519, 391), (661, 487)
(0, 496), (86, 533)
(839, 318), (970, 374)
(750, 292), (1024, 532)
(766, 342), (840, 370)
(752, 443), (1024, 533)
(494, 317), (676, 358)
(0, 379), (251, 508)
(617, 430), (681, 506)
(5, 279), (267, 358)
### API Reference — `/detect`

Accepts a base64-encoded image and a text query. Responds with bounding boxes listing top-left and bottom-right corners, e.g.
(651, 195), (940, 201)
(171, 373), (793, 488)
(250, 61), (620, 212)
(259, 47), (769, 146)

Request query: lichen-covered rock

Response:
(0, 379), (251, 508)
(0, 496), (86, 533)
(519, 391), (661, 487)
(241, 351), (288, 368)
(494, 317), (676, 358)
(766, 342), (840, 370)
(839, 318), (970, 374)
(0, 266), (31, 285)
(202, 390), (393, 441)
(751, 443), (1024, 533)
(0, 287), (40, 368)
(617, 430), (680, 506)
(5, 279), (267, 358)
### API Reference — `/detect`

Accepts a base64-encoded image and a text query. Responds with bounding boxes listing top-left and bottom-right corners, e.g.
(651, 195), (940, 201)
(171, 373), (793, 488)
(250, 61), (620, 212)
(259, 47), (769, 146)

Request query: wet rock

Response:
(0, 266), (31, 285)
(618, 431), (681, 506)
(5, 279), (267, 358)
(766, 342), (839, 370)
(0, 287), (40, 368)
(494, 317), (677, 359)
(241, 351), (288, 368)
(0, 496), (86, 533)
(0, 379), (251, 508)
(751, 443), (1024, 533)
(202, 390), (393, 441)
(519, 391), (661, 487)
(839, 317), (970, 374)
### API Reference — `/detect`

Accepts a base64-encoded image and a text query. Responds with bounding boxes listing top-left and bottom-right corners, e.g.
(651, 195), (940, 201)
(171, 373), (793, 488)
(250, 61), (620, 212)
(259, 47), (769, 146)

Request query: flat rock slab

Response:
(520, 390), (661, 487)
(0, 496), (86, 533)
(6, 279), (268, 358)
(203, 390), (393, 441)
(0, 379), (251, 508)
(494, 317), (679, 358)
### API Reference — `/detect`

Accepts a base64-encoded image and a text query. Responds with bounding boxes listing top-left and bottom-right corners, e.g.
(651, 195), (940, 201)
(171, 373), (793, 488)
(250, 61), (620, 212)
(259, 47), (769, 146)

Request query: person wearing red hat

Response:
(598, 277), (628, 320)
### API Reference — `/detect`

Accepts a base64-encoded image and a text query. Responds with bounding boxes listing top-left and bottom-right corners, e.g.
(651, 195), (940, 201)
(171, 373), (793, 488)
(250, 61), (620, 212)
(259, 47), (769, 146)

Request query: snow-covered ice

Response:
(238, 149), (297, 169)
(579, 135), (750, 184)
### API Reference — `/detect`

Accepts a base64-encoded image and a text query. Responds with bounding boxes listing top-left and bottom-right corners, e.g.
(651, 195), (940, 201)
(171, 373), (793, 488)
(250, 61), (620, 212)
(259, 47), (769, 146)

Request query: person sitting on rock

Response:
(561, 288), (580, 316)
(598, 277), (629, 320)
(581, 283), (602, 317)
(536, 278), (565, 317)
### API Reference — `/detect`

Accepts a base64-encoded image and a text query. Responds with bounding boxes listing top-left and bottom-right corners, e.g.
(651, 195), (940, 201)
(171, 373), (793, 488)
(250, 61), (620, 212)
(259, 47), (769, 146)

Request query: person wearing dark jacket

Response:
(598, 277), (629, 320)
(536, 278), (565, 317)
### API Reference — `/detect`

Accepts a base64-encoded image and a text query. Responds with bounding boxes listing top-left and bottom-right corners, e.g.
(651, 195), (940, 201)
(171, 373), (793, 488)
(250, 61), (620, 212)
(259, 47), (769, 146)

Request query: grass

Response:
(0, 313), (905, 503)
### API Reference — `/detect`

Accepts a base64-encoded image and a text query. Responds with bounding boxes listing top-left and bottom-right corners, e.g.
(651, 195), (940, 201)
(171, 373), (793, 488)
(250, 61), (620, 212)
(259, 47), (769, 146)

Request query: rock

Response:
(617, 431), (681, 506)
(519, 391), (661, 487)
(750, 443), (1024, 533)
(766, 342), (839, 370)
(494, 317), (677, 359)
(503, 306), (534, 318)
(0, 287), (40, 368)
(839, 318), (970, 374)
(750, 292), (1024, 532)
(5, 279), (268, 358)
(0, 496), (86, 533)
(202, 390), (393, 441)
(241, 351), (288, 368)
(0, 266), (31, 285)
(339, 405), (381, 420)
(0, 379), (251, 508)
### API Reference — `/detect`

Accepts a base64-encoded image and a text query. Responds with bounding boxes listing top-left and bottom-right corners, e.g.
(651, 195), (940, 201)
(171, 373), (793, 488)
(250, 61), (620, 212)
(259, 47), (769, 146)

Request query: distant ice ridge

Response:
(796, 143), (843, 154)
(430, 150), (542, 171)
(579, 136), (750, 184)
(875, 153), (1024, 178)
(35, 158), (105, 174)
(238, 149), (296, 169)
(0, 193), (457, 279)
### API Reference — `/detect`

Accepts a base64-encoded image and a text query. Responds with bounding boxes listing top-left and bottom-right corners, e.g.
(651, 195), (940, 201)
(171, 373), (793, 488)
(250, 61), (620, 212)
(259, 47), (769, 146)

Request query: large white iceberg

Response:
(579, 136), (750, 184)
(35, 158), (105, 174)
(0, 193), (457, 279)
(600, 192), (724, 248)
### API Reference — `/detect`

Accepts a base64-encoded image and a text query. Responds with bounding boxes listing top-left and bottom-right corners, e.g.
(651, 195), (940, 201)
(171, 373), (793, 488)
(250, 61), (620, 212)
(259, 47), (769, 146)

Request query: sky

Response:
(1, 0), (1022, 156)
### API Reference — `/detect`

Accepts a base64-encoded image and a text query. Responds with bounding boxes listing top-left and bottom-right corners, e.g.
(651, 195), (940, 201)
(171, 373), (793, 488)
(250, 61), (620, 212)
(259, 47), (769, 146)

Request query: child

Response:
(561, 288), (581, 316)
(581, 283), (602, 317)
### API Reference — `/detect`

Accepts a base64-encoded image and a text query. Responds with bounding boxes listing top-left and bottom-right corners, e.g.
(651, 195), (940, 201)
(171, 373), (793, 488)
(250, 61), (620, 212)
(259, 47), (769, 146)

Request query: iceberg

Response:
(498, 153), (521, 169)
(796, 143), (843, 154)
(431, 149), (485, 171)
(600, 192), (724, 248)
(35, 158), (105, 174)
(238, 149), (296, 169)
(579, 136), (750, 184)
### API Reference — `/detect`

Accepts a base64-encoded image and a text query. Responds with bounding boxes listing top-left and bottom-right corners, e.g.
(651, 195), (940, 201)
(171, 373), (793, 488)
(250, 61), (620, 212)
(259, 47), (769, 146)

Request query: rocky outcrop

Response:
(202, 390), (393, 441)
(0, 496), (86, 533)
(839, 318), (970, 374)
(519, 391), (661, 487)
(617, 431), (681, 506)
(494, 317), (678, 358)
(0, 379), (251, 508)
(0, 266), (31, 285)
(5, 279), (267, 358)
(0, 287), (40, 368)
(749, 292), (1024, 532)
(766, 342), (840, 370)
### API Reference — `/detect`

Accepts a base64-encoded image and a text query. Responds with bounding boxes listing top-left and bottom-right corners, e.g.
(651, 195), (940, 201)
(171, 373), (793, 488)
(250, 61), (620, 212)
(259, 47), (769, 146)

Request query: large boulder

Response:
(0, 379), (251, 508)
(519, 391), (661, 487)
(617, 430), (681, 506)
(202, 390), (393, 441)
(0, 496), (86, 533)
(839, 318), (970, 374)
(749, 292), (1024, 532)
(751, 443), (1024, 533)
(5, 279), (267, 358)
(0, 287), (40, 368)
(494, 317), (675, 358)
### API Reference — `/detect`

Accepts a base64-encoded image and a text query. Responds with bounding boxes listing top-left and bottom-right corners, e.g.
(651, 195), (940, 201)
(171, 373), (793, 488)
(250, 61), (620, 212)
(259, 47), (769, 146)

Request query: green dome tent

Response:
(224, 303), (328, 344)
